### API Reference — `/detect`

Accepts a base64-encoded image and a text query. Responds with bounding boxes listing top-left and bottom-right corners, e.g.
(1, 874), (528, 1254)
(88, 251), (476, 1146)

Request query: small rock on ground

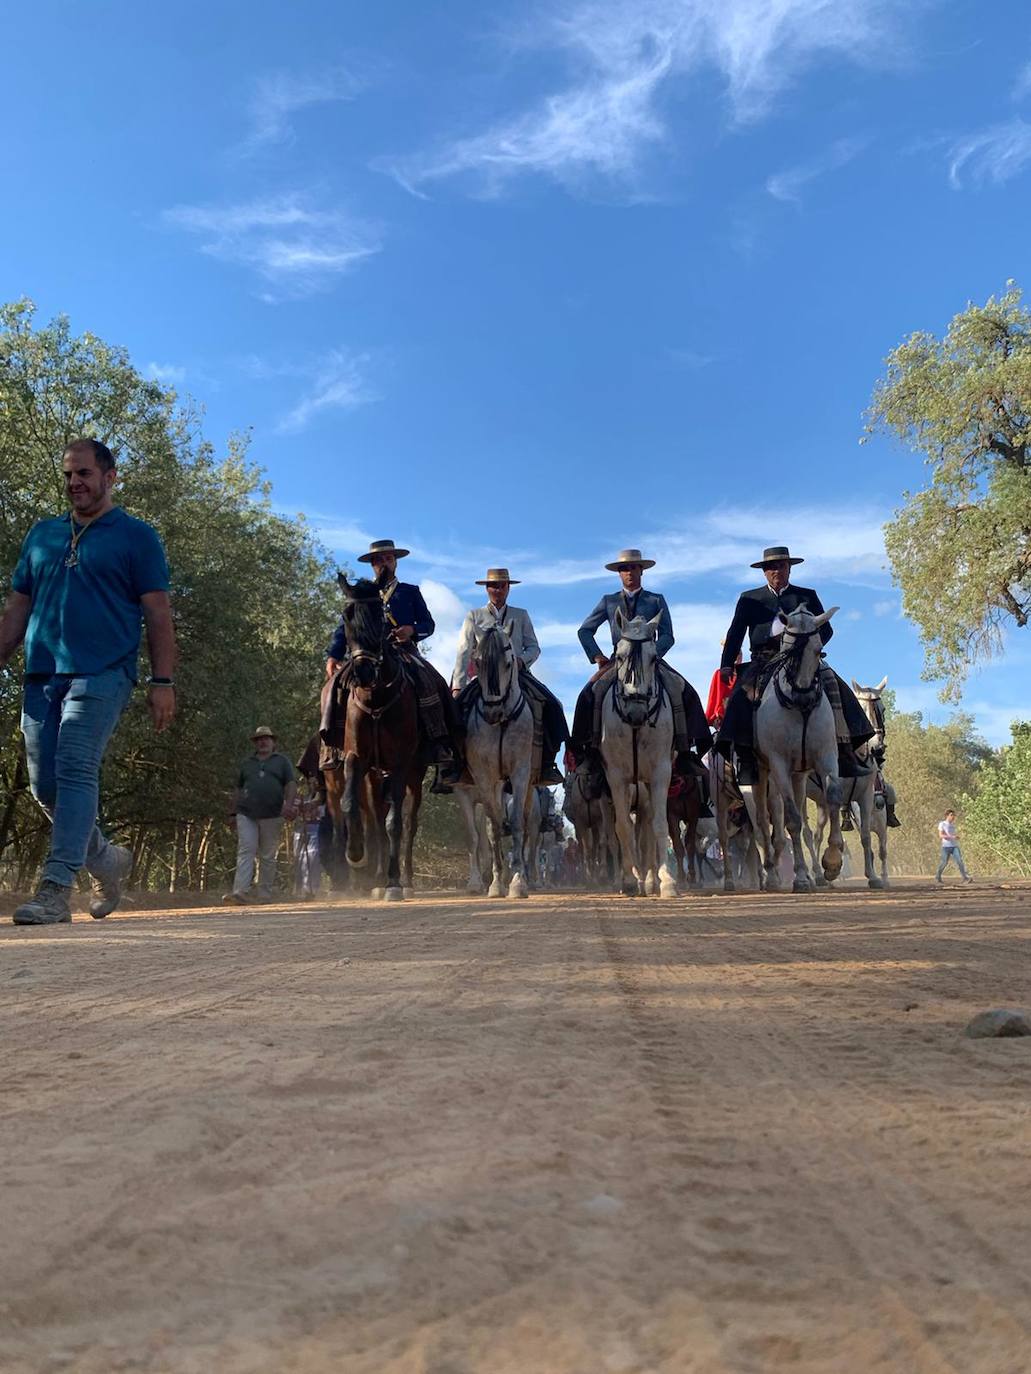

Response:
(965, 1008), (1031, 1039)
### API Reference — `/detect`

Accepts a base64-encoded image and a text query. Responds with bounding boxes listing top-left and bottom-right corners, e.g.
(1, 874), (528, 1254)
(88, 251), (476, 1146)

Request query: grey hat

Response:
(251, 725), (276, 740)
(605, 547), (656, 572)
(357, 538), (410, 564)
(751, 545), (804, 569)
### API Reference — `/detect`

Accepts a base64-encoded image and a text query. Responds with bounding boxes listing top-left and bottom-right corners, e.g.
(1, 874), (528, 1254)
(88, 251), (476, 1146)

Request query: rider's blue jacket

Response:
(327, 581), (435, 660)
(578, 588), (674, 662)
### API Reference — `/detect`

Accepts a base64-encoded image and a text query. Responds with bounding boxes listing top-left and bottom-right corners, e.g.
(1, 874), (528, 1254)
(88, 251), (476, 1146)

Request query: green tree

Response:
(963, 722), (1031, 877)
(867, 284), (1031, 699)
(0, 299), (340, 890)
(881, 693), (991, 873)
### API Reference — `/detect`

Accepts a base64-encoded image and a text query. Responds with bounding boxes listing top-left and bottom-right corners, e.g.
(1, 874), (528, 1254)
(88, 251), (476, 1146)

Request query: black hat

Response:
(751, 545), (804, 570)
(357, 538), (410, 564)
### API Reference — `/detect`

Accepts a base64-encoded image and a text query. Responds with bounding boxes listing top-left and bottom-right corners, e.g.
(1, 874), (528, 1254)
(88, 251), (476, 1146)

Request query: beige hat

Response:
(357, 538), (410, 564)
(251, 725), (276, 740)
(475, 567), (520, 585)
(605, 547), (656, 572)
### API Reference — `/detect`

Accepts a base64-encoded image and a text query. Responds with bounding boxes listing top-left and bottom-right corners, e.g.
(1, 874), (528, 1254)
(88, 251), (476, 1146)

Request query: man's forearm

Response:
(0, 593), (31, 669)
(143, 600), (177, 678)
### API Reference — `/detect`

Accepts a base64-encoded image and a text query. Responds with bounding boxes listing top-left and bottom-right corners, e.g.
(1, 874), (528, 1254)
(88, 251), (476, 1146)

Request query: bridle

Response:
(612, 638), (662, 729)
(474, 631), (527, 775)
(765, 619), (825, 771)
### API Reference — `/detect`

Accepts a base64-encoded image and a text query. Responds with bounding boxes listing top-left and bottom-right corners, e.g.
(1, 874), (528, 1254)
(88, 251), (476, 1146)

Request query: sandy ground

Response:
(2, 880), (1030, 1374)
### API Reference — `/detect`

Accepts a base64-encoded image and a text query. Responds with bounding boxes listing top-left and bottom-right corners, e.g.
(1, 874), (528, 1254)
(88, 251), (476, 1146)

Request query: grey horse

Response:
(754, 605), (844, 892)
(563, 764), (618, 889)
(460, 622), (535, 898)
(599, 610), (678, 897)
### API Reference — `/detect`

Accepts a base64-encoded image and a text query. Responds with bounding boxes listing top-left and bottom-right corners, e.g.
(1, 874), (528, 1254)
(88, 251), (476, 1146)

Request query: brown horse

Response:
(322, 576), (423, 901)
(667, 774), (702, 890)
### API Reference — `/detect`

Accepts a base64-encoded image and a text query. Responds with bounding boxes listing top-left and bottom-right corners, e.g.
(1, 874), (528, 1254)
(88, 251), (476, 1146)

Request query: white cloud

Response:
(163, 194), (380, 298)
(242, 67), (362, 151)
(1013, 58), (1031, 103)
(765, 134), (869, 202)
(948, 119), (1031, 188)
(420, 578), (469, 677)
(386, 0), (910, 194)
(276, 350), (378, 433)
(874, 598), (896, 617)
(145, 362), (185, 386)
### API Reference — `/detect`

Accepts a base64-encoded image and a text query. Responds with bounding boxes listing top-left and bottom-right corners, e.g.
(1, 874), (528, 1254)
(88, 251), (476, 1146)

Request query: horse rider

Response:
(451, 567), (568, 786)
(715, 545), (874, 785)
(325, 538), (464, 793)
(569, 548), (713, 815)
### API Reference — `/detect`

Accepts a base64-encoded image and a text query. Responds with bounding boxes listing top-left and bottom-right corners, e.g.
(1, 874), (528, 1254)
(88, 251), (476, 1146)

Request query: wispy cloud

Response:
(1013, 57), (1031, 103)
(385, 0), (911, 195)
(241, 66), (363, 152)
(163, 194), (380, 299)
(275, 351), (379, 433)
(948, 118), (1031, 188)
(145, 362), (185, 386)
(765, 134), (869, 202)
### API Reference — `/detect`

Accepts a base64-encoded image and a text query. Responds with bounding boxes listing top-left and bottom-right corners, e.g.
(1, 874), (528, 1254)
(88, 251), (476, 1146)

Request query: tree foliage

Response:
(962, 722), (1031, 878)
(881, 693), (993, 874)
(0, 299), (339, 890)
(868, 284), (1031, 698)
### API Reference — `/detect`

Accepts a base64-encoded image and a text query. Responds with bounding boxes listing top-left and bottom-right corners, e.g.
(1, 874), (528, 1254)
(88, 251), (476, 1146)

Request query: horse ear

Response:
(337, 572), (354, 597)
(851, 678), (861, 693)
(647, 612), (663, 633)
(811, 606), (838, 628)
(876, 675), (888, 692)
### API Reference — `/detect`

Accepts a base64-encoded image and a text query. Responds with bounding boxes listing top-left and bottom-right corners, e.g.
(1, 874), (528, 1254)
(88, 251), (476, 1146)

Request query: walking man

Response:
(0, 438), (177, 924)
(224, 726), (297, 904)
(936, 809), (973, 884)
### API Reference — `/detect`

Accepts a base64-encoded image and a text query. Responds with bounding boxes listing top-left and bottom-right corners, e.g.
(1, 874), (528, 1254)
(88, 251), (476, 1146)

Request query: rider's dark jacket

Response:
(327, 581), (434, 660)
(720, 584), (830, 670)
(578, 588), (674, 662)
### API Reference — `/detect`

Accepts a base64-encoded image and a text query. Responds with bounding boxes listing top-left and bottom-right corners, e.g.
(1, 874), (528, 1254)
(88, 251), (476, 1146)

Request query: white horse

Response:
(754, 606), (844, 892)
(460, 623), (534, 899)
(802, 676), (889, 890)
(599, 611), (677, 897)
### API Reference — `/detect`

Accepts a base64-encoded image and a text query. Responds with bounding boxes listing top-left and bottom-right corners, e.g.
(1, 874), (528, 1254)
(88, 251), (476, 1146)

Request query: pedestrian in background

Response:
(936, 809), (973, 885)
(224, 727), (296, 905)
(293, 785), (324, 900)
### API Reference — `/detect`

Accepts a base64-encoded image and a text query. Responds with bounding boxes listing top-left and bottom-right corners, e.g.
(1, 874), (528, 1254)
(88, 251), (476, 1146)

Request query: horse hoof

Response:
(371, 886), (384, 900)
(766, 875), (782, 892)
(620, 881), (639, 897)
(659, 879), (678, 899)
(792, 878), (812, 893)
(644, 875), (658, 896)
(384, 887), (404, 902)
(814, 874), (828, 888)
(466, 883), (486, 896)
(488, 883), (505, 898)
(403, 887), (414, 899)
(868, 877), (885, 890)
(723, 880), (735, 894)
(509, 879), (529, 899)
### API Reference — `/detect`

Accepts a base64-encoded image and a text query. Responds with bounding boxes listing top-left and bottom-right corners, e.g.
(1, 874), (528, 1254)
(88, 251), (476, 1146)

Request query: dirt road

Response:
(2, 882), (1030, 1373)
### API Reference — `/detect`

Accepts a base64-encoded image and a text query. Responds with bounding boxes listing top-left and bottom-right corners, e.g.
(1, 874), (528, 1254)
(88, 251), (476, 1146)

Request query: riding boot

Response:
(734, 745), (759, 786)
(886, 803), (901, 828)
(696, 775), (713, 819)
(539, 760), (564, 786)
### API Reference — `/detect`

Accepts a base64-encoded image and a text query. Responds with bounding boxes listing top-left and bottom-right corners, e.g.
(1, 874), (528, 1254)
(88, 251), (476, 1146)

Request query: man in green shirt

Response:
(224, 726), (297, 904)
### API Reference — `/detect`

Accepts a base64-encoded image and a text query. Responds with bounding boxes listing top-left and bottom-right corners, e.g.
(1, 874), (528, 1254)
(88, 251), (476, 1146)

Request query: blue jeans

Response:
(21, 668), (135, 887)
(936, 844), (969, 880)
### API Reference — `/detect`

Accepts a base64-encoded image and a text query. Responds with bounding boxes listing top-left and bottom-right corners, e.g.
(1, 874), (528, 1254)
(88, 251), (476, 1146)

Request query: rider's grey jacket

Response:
(578, 588), (674, 662)
(452, 603), (540, 688)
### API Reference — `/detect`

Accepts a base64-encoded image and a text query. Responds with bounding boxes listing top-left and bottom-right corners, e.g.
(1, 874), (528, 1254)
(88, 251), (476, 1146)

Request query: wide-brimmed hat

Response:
(357, 538), (410, 564)
(605, 547), (656, 572)
(251, 725), (276, 740)
(751, 545), (804, 569)
(476, 567), (521, 585)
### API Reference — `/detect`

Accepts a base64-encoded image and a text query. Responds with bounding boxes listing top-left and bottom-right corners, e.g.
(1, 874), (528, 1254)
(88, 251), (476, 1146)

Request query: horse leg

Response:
(819, 766), (844, 883)
(507, 768), (531, 899)
(749, 776), (780, 892)
(782, 771), (812, 892)
(685, 816), (699, 889)
(401, 776), (421, 897)
(652, 775), (678, 898)
(343, 752), (365, 867)
(610, 778), (642, 896)
(876, 808), (890, 887)
(383, 772), (406, 901)
(855, 778), (881, 889)
(458, 789), (487, 895)
(485, 788), (507, 898)
(803, 790), (824, 886)
(717, 783), (735, 893)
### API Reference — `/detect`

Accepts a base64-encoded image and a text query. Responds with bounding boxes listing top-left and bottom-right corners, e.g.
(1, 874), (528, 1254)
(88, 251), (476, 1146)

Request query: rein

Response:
(476, 673), (527, 781)
(347, 640), (405, 774)
(764, 628), (823, 770)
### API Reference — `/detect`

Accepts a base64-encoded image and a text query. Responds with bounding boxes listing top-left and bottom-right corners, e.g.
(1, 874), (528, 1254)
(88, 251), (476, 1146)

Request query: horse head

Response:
(779, 605), (837, 690)
(851, 675), (888, 750)
(474, 622), (517, 724)
(338, 575), (388, 686)
(613, 611), (661, 723)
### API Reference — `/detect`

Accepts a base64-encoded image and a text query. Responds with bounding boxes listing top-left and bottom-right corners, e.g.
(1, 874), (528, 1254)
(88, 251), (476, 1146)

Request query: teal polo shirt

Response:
(11, 507), (170, 679)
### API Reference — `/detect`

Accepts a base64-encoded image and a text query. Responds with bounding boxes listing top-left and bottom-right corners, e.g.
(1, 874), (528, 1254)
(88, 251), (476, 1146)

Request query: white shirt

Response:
(938, 818), (958, 845)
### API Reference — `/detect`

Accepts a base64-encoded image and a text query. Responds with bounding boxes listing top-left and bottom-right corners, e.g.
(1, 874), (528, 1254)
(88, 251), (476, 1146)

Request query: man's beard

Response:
(375, 566), (393, 589)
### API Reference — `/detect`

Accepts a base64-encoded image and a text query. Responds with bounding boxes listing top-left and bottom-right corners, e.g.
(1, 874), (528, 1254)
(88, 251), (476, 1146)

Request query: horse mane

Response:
(478, 626), (508, 696)
(342, 578), (385, 652)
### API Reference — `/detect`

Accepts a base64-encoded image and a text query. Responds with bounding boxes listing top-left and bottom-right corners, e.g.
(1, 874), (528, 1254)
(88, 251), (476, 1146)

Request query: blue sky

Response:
(5, 1), (1031, 741)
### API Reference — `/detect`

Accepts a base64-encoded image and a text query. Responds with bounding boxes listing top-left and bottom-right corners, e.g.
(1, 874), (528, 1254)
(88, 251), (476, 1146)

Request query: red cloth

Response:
(705, 667), (735, 726)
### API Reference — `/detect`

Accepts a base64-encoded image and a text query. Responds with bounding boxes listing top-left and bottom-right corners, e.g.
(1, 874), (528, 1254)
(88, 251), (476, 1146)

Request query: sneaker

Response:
(13, 880), (72, 925)
(963, 876), (973, 884)
(88, 844), (133, 919)
(221, 892), (251, 905)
